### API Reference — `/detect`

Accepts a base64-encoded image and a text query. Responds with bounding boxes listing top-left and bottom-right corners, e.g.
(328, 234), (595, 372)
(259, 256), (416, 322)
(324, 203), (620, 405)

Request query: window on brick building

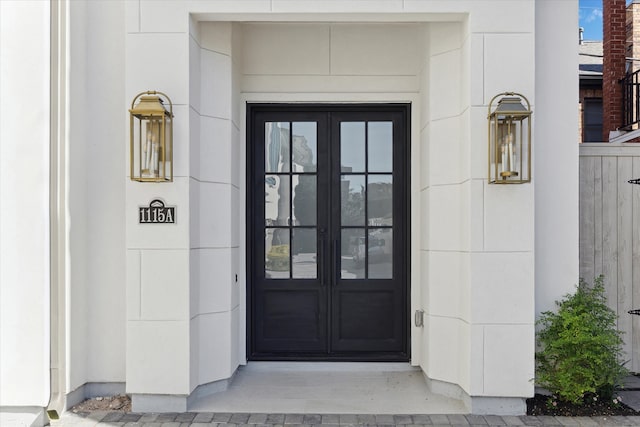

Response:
(583, 98), (603, 142)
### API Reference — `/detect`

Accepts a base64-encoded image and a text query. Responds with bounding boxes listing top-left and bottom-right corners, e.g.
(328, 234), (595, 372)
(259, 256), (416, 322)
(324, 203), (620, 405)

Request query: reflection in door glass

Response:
(368, 229), (392, 279)
(368, 175), (392, 226)
(292, 122), (317, 172)
(265, 174), (290, 226)
(265, 122), (290, 172)
(341, 229), (365, 279)
(292, 175), (316, 226)
(340, 122), (365, 172)
(292, 229), (317, 279)
(368, 122), (393, 172)
(265, 228), (290, 279)
(341, 175), (365, 226)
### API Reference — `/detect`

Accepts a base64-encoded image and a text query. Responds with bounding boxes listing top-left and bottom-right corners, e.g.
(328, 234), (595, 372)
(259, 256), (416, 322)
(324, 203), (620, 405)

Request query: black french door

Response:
(248, 104), (409, 360)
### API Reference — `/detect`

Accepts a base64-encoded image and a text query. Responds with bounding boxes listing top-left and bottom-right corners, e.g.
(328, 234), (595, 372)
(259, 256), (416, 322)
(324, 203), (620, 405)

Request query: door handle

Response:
(319, 236), (325, 285)
(334, 239), (340, 281)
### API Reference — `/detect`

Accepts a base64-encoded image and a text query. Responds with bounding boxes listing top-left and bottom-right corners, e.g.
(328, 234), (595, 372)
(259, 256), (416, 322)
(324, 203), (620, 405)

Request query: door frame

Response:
(243, 103), (415, 364)
(245, 103), (412, 361)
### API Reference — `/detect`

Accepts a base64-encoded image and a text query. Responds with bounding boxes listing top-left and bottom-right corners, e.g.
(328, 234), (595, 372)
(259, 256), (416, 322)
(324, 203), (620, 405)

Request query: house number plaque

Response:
(139, 199), (176, 224)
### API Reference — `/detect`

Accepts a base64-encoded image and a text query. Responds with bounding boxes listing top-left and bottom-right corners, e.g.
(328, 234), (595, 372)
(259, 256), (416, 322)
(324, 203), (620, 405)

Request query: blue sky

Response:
(579, 0), (603, 41)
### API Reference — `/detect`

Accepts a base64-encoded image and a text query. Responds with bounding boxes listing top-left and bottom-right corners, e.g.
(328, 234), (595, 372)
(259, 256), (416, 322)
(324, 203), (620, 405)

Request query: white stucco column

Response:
(125, 3), (193, 412)
(0, 1), (51, 425)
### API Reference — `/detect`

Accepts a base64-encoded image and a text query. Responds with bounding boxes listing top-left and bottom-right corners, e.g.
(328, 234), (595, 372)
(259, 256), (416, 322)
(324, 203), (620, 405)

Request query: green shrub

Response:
(535, 276), (628, 405)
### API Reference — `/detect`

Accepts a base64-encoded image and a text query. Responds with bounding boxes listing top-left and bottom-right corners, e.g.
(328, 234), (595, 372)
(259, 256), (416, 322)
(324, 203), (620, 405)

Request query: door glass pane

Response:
(265, 228), (290, 279)
(340, 122), (365, 172)
(292, 174), (316, 226)
(265, 122), (290, 172)
(292, 122), (317, 172)
(368, 122), (393, 172)
(292, 229), (317, 279)
(341, 228), (365, 279)
(341, 174), (365, 226)
(265, 174), (290, 226)
(368, 175), (393, 226)
(369, 229), (392, 279)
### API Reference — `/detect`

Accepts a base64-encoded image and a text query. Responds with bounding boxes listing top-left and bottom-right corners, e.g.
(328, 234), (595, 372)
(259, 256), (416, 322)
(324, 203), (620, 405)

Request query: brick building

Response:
(579, 41), (603, 141)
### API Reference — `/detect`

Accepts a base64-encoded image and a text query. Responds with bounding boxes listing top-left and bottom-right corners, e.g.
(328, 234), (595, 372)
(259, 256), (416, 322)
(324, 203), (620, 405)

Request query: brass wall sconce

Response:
(488, 92), (532, 184)
(129, 91), (173, 182)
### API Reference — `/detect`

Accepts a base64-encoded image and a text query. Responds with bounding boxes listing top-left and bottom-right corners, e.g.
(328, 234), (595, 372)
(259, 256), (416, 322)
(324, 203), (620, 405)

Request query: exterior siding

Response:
(580, 144), (640, 372)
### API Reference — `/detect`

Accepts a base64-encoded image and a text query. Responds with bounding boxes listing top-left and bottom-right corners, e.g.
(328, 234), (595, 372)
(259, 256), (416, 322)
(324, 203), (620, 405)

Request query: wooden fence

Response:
(579, 143), (640, 372)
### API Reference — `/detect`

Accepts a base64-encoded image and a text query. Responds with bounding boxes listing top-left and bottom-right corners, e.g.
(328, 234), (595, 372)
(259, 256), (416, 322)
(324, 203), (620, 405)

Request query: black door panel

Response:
(248, 104), (409, 360)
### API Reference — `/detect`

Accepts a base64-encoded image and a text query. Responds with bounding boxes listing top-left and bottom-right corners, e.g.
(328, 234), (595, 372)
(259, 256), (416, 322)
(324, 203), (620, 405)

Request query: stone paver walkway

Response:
(49, 411), (640, 426)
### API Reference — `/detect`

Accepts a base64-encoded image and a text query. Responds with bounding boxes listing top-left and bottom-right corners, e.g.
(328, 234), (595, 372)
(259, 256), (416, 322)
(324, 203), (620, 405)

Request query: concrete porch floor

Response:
(189, 362), (468, 414)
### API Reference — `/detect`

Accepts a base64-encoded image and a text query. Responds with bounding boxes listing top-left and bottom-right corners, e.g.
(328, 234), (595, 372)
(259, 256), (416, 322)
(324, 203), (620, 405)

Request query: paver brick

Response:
(122, 413), (143, 422)
(557, 417), (580, 426)
(102, 412), (125, 422)
(535, 415), (561, 426)
(285, 414), (304, 424)
(266, 414), (286, 424)
(466, 415), (488, 425)
(430, 415), (450, 425)
(193, 413), (215, 423)
(520, 416), (543, 426)
(356, 414), (376, 424)
(156, 413), (179, 422)
(230, 414), (251, 424)
(214, 413), (233, 422)
(500, 417), (524, 426)
(303, 415), (322, 424)
(321, 414), (339, 424)
(84, 410), (109, 422)
(484, 416), (506, 425)
(412, 415), (432, 424)
(394, 414), (413, 425)
(248, 413), (269, 424)
(447, 414), (469, 425)
(138, 414), (160, 423)
(375, 415), (395, 424)
(570, 417), (598, 427)
(338, 414), (357, 424)
(175, 413), (196, 422)
(191, 423), (214, 427)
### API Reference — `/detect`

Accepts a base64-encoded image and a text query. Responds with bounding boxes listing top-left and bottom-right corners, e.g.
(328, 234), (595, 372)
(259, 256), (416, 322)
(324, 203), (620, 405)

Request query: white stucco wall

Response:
(120, 1), (553, 414)
(66, 0), (127, 397)
(0, 0), (50, 407)
(419, 9), (537, 406)
(534, 0), (580, 315)
(84, 0), (127, 386)
(123, 1), (543, 413)
(0, 0), (579, 414)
